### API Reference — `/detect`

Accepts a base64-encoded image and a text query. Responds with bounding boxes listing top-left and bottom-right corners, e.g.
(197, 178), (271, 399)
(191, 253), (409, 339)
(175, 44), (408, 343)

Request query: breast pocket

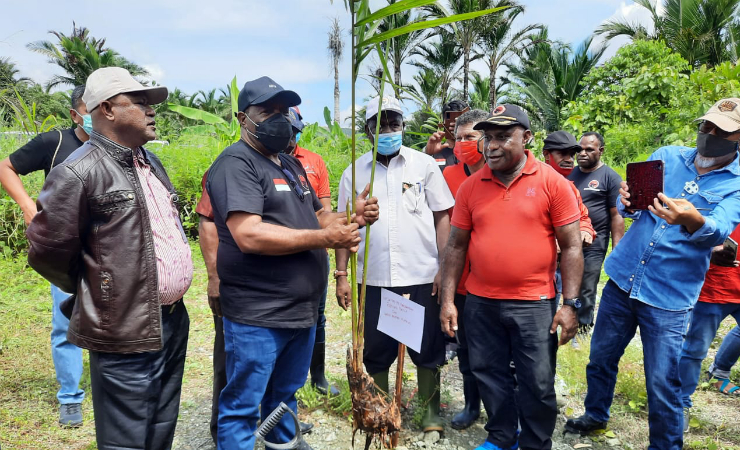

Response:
(89, 190), (137, 214)
(402, 180), (425, 214)
(697, 190), (725, 214)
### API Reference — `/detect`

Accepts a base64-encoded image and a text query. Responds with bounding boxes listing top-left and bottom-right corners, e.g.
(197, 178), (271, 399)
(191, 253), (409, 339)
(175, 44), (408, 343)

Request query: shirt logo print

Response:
(526, 187), (536, 197)
(684, 181), (699, 195)
(273, 178), (291, 192)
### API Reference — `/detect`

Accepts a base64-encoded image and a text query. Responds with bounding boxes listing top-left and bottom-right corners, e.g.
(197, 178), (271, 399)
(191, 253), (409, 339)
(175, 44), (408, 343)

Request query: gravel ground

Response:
(171, 354), (626, 450)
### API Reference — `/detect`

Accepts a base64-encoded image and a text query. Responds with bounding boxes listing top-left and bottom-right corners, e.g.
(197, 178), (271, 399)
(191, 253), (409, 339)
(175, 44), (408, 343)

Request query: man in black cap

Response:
(206, 76), (378, 450)
(567, 132), (624, 339)
(439, 104), (583, 450)
(542, 131), (596, 351)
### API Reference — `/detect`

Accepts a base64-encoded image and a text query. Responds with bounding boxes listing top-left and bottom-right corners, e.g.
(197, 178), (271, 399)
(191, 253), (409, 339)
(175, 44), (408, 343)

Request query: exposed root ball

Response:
(347, 348), (402, 449)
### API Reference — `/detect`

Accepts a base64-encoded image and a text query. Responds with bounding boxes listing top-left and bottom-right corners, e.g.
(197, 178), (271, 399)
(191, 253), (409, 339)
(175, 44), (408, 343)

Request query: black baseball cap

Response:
(474, 104), (531, 130)
(237, 76), (301, 112)
(543, 130), (581, 152)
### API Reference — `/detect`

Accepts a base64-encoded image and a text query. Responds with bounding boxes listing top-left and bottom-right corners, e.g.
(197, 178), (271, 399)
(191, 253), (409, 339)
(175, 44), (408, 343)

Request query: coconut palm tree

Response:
(0, 57), (32, 90)
(327, 17), (345, 125)
(424, 0), (500, 101)
(27, 23), (148, 89)
(410, 31), (462, 106)
(596, 0), (740, 67)
(507, 35), (606, 131)
(378, 0), (425, 98)
(468, 71), (492, 110)
(477, 0), (543, 108)
(408, 67), (443, 111)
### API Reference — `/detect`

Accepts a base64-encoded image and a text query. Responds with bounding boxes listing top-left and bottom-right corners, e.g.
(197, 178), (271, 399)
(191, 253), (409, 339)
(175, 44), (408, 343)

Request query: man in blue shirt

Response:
(565, 98), (740, 450)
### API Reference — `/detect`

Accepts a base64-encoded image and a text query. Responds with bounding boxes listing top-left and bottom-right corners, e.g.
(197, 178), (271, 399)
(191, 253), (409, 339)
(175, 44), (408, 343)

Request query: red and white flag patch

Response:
(274, 178), (291, 192)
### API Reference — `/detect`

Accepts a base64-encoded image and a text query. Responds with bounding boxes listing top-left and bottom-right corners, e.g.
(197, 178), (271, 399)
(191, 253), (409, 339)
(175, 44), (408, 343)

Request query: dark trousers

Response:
(578, 249), (607, 328)
(90, 301), (190, 450)
(454, 293), (472, 377)
(466, 295), (558, 450)
(210, 315), (227, 444)
(316, 258), (330, 344)
(363, 284), (446, 374)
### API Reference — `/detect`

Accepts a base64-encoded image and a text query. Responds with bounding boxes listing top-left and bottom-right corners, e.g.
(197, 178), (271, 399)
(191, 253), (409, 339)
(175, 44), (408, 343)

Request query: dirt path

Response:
(170, 274), (740, 450)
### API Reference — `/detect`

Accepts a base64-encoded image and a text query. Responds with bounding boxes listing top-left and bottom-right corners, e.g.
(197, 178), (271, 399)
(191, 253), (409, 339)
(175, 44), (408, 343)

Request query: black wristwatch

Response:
(563, 298), (582, 309)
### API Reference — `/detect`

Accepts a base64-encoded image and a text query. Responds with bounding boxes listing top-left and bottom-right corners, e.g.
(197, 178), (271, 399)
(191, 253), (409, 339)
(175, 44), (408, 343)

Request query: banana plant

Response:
(167, 76), (240, 148)
(332, 1), (508, 447)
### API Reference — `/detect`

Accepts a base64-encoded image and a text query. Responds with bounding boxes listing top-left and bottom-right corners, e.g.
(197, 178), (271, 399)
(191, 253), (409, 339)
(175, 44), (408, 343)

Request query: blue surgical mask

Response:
(295, 132), (301, 144)
(376, 131), (403, 155)
(75, 110), (93, 135)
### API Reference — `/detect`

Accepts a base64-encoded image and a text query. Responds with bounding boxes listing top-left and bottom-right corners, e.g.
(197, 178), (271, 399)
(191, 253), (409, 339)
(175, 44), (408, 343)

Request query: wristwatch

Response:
(563, 298), (582, 309)
(334, 270), (348, 279)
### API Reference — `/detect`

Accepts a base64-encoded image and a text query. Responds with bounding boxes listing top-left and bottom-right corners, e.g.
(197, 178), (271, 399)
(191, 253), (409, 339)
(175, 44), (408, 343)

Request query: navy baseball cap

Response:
(289, 107), (304, 131)
(544, 131), (580, 152)
(237, 76), (301, 112)
(474, 104), (531, 130)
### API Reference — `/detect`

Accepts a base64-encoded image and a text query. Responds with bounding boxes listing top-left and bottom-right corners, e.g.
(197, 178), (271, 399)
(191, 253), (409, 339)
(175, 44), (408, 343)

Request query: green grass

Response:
(0, 242), (216, 450)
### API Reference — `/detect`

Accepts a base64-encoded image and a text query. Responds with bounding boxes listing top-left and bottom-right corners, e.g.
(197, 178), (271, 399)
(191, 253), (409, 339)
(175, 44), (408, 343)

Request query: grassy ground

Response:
(1, 244), (739, 449)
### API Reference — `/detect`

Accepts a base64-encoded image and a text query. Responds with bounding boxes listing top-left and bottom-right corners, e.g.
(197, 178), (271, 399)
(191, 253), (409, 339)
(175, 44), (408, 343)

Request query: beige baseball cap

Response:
(83, 67), (168, 111)
(366, 95), (403, 121)
(696, 98), (740, 133)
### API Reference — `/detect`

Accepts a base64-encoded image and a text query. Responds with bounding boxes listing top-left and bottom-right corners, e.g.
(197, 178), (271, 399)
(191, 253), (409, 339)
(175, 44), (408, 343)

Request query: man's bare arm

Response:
(439, 226), (471, 337)
(609, 207), (625, 248)
(0, 157), (36, 225)
(432, 210), (452, 296)
(226, 212), (359, 256)
(319, 197), (332, 212)
(198, 215), (221, 316)
(552, 220), (583, 345)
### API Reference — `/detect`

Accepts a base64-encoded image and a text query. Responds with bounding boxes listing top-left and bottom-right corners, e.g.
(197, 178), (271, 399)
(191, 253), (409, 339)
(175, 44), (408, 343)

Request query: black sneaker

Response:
(564, 414), (607, 435)
(59, 403), (83, 428)
(300, 421), (314, 435)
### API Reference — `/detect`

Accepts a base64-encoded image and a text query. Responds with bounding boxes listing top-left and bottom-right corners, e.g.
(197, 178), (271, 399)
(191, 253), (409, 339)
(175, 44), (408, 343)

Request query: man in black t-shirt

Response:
(206, 76), (378, 450)
(567, 132), (625, 332)
(0, 86), (90, 428)
(425, 99), (469, 171)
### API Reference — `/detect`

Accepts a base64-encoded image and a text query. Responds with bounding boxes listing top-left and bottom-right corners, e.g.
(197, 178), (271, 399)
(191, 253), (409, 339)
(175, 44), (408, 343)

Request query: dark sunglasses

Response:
(698, 121), (736, 139)
(281, 167), (306, 201)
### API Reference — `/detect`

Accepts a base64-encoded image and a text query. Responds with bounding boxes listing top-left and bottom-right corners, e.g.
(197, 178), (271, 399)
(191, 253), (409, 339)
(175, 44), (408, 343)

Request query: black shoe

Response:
(445, 342), (459, 364)
(451, 376), (481, 430)
(300, 421), (314, 435)
(310, 341), (340, 396)
(564, 414), (607, 435)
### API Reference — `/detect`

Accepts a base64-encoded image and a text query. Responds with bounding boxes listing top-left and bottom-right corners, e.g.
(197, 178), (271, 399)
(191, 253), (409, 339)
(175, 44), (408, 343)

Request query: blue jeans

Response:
(584, 280), (689, 450)
(218, 319), (316, 450)
(50, 284), (84, 405)
(680, 302), (740, 406)
(712, 325), (740, 378)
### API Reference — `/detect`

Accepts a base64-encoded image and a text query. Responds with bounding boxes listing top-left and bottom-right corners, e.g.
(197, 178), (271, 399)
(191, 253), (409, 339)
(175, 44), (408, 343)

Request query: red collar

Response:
(480, 150), (538, 180)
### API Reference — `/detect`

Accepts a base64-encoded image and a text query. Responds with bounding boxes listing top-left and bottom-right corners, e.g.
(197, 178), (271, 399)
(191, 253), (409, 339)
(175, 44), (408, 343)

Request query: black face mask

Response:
(245, 112), (293, 154)
(696, 131), (739, 158)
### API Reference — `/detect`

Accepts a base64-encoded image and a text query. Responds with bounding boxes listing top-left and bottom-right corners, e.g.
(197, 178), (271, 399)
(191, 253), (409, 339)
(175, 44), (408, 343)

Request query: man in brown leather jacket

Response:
(26, 67), (192, 450)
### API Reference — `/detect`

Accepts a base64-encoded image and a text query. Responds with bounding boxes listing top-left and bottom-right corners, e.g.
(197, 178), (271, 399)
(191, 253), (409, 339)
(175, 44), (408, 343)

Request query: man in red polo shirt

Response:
(439, 104), (583, 450)
(442, 108), (490, 431)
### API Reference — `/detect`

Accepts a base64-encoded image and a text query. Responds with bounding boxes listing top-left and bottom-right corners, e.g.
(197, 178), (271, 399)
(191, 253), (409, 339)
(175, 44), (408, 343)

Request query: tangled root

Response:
(346, 348), (402, 449)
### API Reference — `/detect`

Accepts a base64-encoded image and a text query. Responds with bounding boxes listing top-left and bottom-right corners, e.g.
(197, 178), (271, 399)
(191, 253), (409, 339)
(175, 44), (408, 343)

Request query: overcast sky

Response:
(1, 0), (652, 124)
